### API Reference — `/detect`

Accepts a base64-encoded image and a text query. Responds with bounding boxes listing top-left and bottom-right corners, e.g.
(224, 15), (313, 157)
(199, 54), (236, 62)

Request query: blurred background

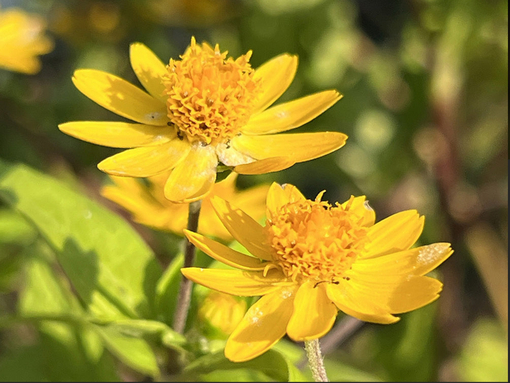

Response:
(0, 0), (507, 381)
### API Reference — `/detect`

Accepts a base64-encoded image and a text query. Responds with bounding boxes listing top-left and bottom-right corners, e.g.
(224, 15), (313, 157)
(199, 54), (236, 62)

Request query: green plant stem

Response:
(304, 339), (329, 382)
(172, 200), (202, 334)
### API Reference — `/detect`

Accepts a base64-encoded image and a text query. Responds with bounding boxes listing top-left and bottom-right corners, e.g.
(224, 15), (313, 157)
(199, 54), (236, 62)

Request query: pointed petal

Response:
(287, 281), (337, 341)
(211, 196), (273, 261)
(184, 230), (268, 271)
(58, 121), (174, 148)
(341, 196), (376, 227)
(225, 286), (298, 362)
(243, 91), (342, 135)
(97, 138), (190, 177)
(180, 268), (288, 297)
(326, 282), (399, 324)
(164, 143), (218, 203)
(266, 182), (306, 217)
(130, 43), (167, 103)
(365, 211), (425, 258)
(234, 157), (295, 175)
(72, 69), (168, 126)
(232, 132), (348, 163)
(386, 276), (443, 313)
(356, 243), (453, 277)
(252, 54), (298, 114)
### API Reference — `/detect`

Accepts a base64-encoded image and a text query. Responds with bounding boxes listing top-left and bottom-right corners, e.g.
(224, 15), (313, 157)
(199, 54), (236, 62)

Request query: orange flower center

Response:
(163, 37), (261, 145)
(266, 194), (370, 283)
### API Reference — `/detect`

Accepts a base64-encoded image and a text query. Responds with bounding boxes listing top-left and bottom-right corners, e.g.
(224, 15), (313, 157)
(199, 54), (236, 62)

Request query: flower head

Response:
(181, 183), (453, 362)
(59, 37), (347, 202)
(0, 7), (54, 74)
(101, 172), (269, 241)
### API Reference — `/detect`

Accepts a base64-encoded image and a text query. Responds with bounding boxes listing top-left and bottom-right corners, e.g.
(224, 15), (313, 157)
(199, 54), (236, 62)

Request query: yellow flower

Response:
(0, 7), (54, 74)
(101, 172), (269, 241)
(198, 291), (247, 339)
(181, 183), (453, 362)
(59, 37), (347, 202)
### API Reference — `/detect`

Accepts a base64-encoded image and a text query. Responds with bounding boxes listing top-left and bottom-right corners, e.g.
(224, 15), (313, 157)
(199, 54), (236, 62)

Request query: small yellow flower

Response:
(198, 291), (247, 339)
(0, 7), (54, 74)
(181, 183), (453, 362)
(59, 37), (347, 202)
(101, 172), (269, 241)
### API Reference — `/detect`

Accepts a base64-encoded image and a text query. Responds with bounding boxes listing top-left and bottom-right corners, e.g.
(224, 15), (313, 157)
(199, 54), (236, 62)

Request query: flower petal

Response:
(243, 90), (342, 135)
(72, 69), (168, 126)
(252, 54), (298, 114)
(58, 121), (174, 148)
(355, 243), (453, 277)
(364, 210), (425, 258)
(164, 143), (217, 203)
(180, 268), (288, 297)
(326, 282), (399, 324)
(232, 132), (348, 163)
(130, 42), (168, 103)
(210, 196), (273, 261)
(341, 196), (376, 227)
(225, 286), (298, 362)
(287, 281), (337, 341)
(234, 157), (295, 175)
(184, 230), (268, 271)
(266, 182), (306, 217)
(97, 138), (190, 177)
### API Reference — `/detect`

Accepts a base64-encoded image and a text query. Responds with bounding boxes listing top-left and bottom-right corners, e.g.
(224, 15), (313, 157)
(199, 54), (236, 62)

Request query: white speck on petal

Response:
(276, 111), (288, 119)
(417, 243), (449, 265)
(280, 288), (293, 299)
(247, 306), (263, 326)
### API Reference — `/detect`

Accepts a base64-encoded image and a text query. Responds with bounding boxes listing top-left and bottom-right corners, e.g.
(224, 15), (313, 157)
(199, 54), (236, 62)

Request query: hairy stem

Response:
(304, 339), (329, 382)
(172, 200), (202, 334)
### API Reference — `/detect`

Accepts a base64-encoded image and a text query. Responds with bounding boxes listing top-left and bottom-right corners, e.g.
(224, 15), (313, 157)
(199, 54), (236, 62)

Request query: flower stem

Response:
(304, 339), (329, 382)
(173, 200), (202, 334)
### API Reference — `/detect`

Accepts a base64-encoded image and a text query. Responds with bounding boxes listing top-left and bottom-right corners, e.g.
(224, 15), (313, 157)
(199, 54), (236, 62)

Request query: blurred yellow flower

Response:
(0, 7), (53, 74)
(198, 291), (247, 339)
(59, 37), (347, 203)
(181, 183), (453, 362)
(101, 172), (269, 241)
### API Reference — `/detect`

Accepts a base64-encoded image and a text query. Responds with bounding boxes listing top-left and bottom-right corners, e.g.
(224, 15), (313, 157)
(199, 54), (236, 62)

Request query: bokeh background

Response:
(0, 0), (507, 381)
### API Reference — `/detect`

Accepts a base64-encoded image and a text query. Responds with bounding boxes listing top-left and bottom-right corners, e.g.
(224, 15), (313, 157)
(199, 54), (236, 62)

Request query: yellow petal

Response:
(129, 43), (167, 103)
(355, 243), (453, 277)
(386, 276), (443, 313)
(243, 90), (343, 135)
(287, 281), (337, 341)
(326, 282), (399, 324)
(58, 121), (174, 148)
(72, 69), (168, 126)
(266, 182), (306, 217)
(181, 268), (288, 297)
(164, 143), (217, 203)
(234, 157), (295, 175)
(364, 210), (424, 258)
(341, 196), (376, 227)
(252, 54), (298, 114)
(232, 132), (348, 163)
(98, 138), (190, 177)
(225, 286), (298, 362)
(184, 230), (268, 271)
(211, 197), (273, 261)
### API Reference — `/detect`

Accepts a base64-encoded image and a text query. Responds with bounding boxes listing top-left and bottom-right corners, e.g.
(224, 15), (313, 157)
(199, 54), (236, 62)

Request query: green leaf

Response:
(0, 159), (162, 319)
(183, 349), (307, 382)
(0, 208), (36, 244)
(155, 253), (184, 326)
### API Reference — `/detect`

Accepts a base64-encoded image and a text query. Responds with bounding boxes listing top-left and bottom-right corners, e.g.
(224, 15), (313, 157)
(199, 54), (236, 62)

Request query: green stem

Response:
(304, 339), (329, 382)
(172, 200), (202, 334)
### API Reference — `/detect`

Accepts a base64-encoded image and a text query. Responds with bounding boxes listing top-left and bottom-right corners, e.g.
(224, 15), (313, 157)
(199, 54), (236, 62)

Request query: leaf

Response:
(0, 208), (36, 244)
(0, 159), (162, 319)
(183, 349), (307, 382)
(155, 253), (184, 326)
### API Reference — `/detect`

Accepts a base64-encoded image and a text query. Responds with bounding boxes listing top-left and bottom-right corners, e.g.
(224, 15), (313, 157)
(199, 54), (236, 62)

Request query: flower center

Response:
(265, 194), (370, 283)
(163, 37), (261, 145)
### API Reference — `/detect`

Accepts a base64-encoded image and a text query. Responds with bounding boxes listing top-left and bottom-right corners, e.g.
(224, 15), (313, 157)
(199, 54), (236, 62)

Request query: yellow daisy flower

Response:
(59, 37), (347, 203)
(181, 183), (453, 362)
(0, 7), (54, 74)
(101, 172), (269, 241)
